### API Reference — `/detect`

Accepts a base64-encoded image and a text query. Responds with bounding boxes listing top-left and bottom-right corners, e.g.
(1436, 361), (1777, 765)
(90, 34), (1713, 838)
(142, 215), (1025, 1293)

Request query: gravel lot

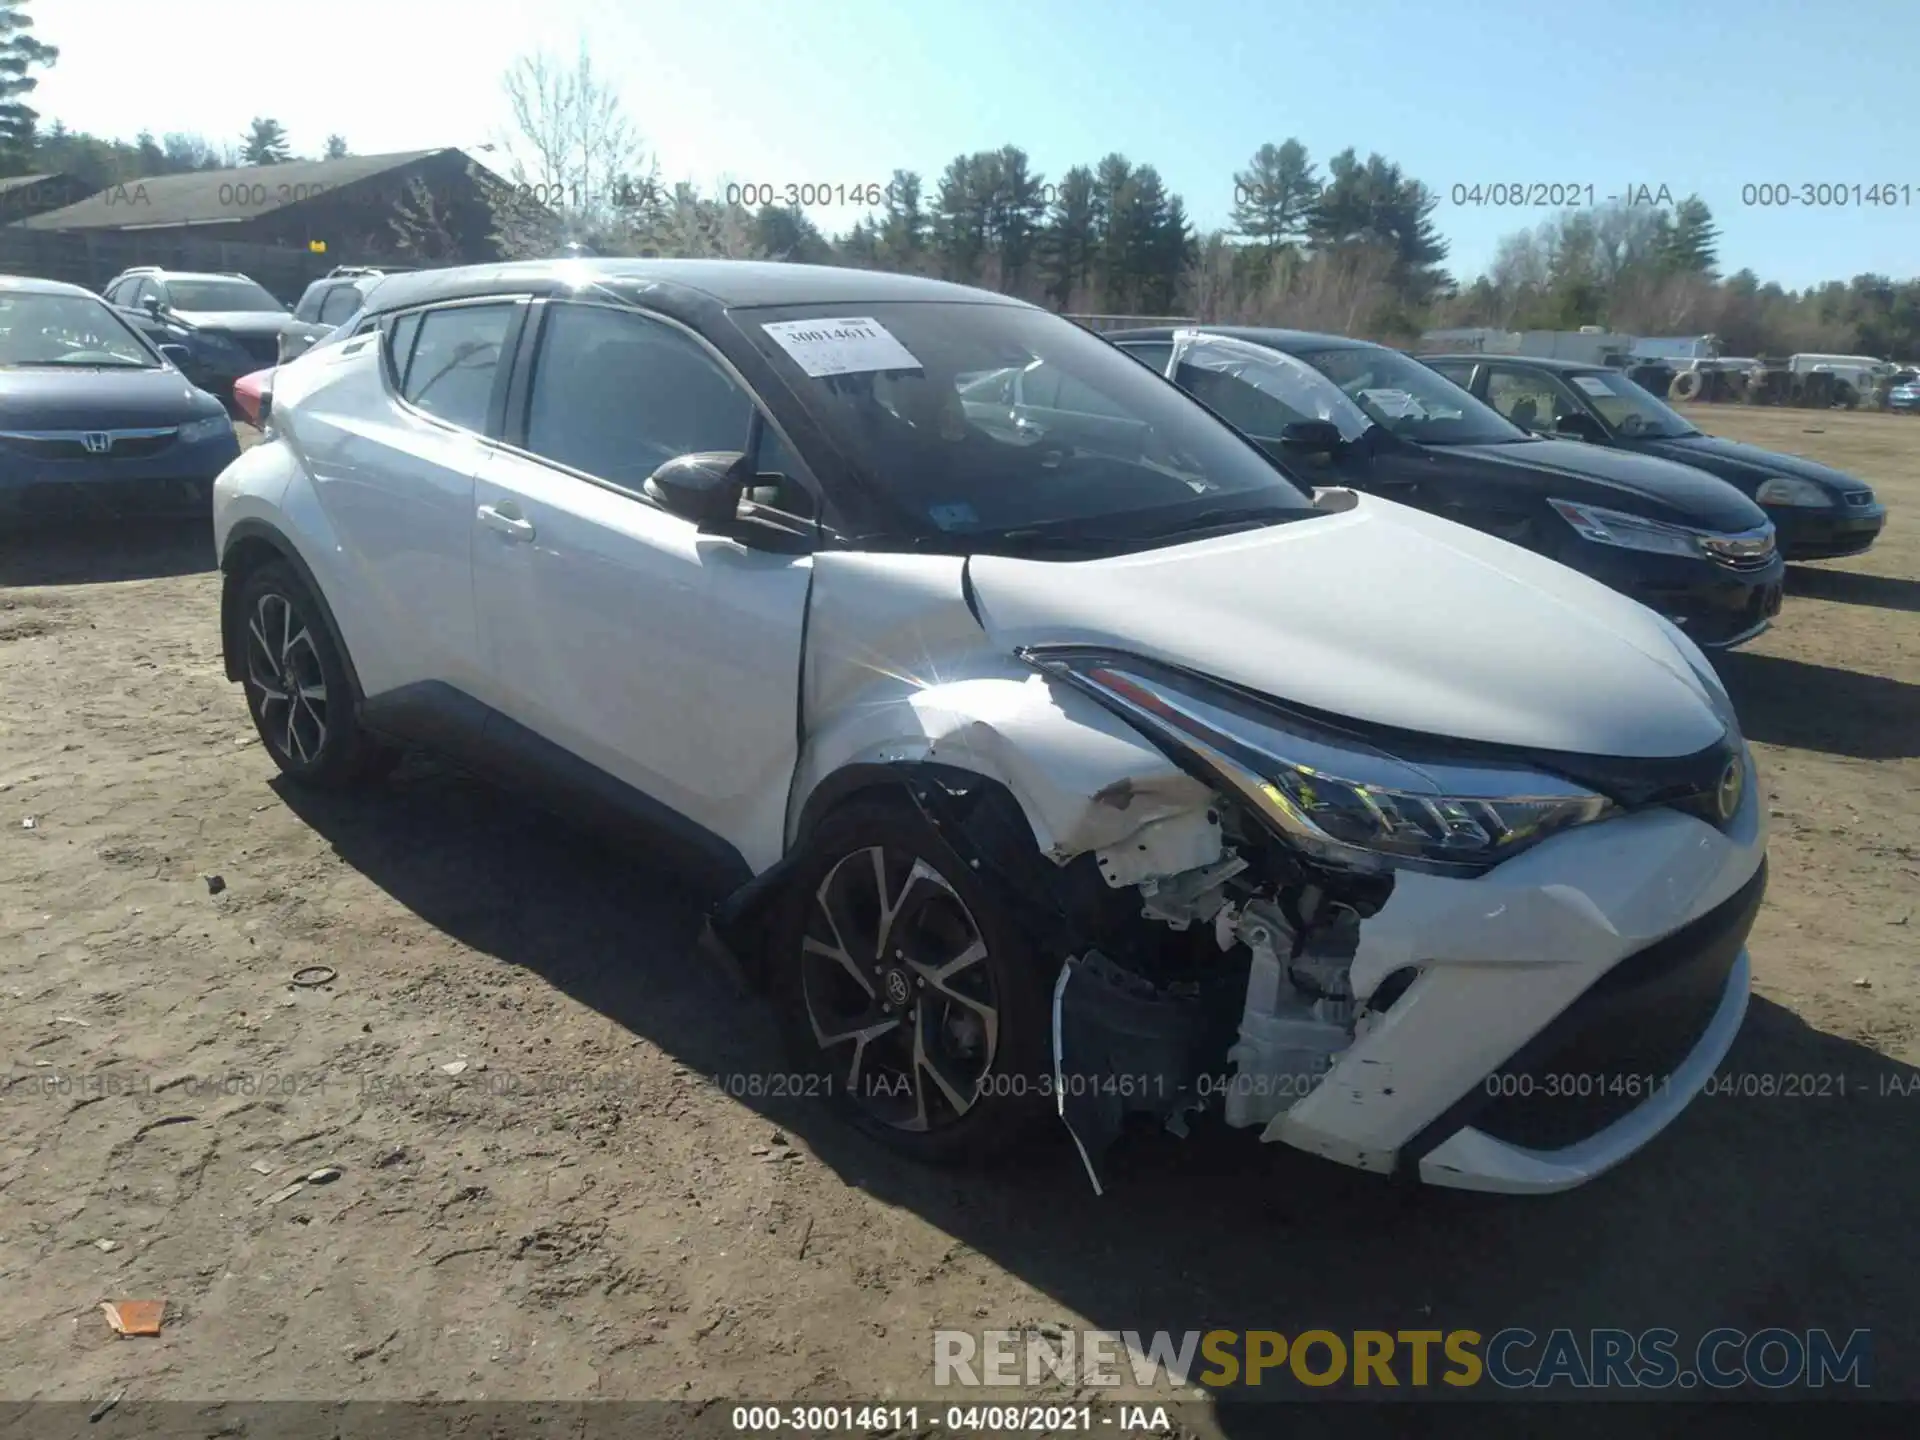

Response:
(2, 406), (1915, 1428)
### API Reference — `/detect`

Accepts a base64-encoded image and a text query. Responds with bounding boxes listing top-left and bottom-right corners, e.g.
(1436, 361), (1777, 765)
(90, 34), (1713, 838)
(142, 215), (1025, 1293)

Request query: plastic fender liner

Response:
(1052, 951), (1219, 1196)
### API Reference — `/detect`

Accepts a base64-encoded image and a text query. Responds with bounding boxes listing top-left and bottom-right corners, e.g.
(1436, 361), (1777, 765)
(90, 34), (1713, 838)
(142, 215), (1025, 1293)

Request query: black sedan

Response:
(102, 269), (297, 407)
(1103, 326), (1784, 648)
(1424, 353), (1888, 561)
(0, 275), (242, 518)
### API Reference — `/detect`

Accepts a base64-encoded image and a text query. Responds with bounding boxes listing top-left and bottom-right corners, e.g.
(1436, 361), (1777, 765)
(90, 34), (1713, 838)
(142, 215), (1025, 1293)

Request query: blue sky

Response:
(34, 0), (1920, 289)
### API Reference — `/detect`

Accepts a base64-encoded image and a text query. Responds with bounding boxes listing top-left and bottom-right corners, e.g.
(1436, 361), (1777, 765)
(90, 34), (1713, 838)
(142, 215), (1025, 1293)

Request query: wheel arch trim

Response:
(219, 518), (366, 704)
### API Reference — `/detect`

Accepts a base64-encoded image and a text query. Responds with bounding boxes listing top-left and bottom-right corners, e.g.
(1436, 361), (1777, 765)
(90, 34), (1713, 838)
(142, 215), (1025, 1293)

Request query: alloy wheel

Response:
(244, 591), (329, 765)
(799, 845), (1000, 1132)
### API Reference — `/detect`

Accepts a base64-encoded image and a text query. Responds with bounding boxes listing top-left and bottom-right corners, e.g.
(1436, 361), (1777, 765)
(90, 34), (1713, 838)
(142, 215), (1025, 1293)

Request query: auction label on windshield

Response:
(761, 316), (922, 376)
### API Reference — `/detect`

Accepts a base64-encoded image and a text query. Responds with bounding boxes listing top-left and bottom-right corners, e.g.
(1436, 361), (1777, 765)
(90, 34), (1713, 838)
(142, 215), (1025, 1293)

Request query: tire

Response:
(236, 560), (397, 787)
(1671, 369), (1703, 402)
(769, 795), (1057, 1166)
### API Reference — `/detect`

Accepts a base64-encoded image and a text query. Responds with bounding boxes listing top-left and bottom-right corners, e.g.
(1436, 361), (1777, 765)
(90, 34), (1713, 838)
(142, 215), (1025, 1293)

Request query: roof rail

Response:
(325, 265), (387, 278)
(116, 265), (164, 276)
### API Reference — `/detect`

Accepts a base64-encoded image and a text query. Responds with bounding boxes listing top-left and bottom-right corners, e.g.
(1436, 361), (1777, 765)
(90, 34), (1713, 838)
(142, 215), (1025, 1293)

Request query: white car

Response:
(213, 260), (1767, 1196)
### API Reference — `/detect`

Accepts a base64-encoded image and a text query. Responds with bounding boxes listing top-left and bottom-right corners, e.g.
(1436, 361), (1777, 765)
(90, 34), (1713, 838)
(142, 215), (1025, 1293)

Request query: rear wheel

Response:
(238, 560), (397, 787)
(770, 797), (1055, 1165)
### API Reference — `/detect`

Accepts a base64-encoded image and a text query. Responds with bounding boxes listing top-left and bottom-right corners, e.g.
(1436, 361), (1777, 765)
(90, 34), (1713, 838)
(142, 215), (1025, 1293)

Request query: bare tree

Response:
(496, 41), (660, 242)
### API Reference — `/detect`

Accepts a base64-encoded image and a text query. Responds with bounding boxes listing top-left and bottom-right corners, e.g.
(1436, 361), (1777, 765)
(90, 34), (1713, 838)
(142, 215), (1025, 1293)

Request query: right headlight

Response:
(1549, 499), (1704, 557)
(1754, 476), (1831, 507)
(1023, 649), (1617, 877)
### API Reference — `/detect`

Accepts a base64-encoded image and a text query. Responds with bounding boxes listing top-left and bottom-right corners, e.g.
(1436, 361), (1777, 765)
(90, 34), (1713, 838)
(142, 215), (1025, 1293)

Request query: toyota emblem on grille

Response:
(82, 432), (113, 454)
(1715, 758), (1745, 822)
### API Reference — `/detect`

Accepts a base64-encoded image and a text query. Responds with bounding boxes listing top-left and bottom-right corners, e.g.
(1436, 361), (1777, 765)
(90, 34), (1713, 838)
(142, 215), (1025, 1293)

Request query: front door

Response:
(471, 299), (814, 874)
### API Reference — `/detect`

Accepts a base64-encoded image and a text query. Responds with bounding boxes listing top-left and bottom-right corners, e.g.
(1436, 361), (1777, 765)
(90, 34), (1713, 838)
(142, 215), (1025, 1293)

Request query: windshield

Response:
(1566, 369), (1700, 438)
(166, 280), (285, 313)
(0, 291), (158, 368)
(733, 302), (1318, 552)
(1297, 344), (1528, 445)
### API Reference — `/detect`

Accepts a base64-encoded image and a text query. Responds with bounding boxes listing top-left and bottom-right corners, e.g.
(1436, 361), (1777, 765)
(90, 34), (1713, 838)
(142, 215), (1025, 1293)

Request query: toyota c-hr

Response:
(213, 260), (1767, 1195)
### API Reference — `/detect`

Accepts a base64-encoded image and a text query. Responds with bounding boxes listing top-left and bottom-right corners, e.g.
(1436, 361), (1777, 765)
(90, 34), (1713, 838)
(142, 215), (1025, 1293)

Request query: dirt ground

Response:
(2, 405), (1916, 1429)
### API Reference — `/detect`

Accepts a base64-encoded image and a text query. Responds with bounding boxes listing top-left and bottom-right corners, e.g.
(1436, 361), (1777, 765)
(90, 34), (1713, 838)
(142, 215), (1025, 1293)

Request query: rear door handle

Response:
(477, 503), (535, 541)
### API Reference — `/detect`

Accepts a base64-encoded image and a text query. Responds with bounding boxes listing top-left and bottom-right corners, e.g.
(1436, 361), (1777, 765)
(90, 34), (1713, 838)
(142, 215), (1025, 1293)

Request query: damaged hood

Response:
(966, 494), (1726, 760)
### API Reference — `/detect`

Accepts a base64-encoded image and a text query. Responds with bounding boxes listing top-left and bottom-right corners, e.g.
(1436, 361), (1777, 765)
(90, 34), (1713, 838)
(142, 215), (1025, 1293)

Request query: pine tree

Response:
(1230, 139), (1318, 251)
(241, 117), (293, 166)
(0, 0), (58, 174)
(1661, 195), (1719, 276)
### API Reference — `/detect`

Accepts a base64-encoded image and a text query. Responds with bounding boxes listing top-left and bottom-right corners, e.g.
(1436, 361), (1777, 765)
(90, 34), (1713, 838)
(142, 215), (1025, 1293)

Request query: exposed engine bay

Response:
(1046, 792), (1400, 1194)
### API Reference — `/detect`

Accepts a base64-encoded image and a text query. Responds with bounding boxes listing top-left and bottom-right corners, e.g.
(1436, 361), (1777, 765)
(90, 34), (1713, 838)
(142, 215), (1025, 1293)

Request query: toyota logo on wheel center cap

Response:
(883, 969), (912, 1007)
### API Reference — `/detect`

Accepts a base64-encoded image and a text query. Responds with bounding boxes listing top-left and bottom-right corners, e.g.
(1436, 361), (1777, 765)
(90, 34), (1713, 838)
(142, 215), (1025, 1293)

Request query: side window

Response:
(386, 311), (423, 385)
(293, 286), (324, 323)
(104, 280), (129, 305)
(399, 303), (512, 431)
(1117, 341), (1173, 375)
(1486, 367), (1570, 432)
(128, 278), (155, 308)
(524, 302), (754, 490)
(1426, 361), (1476, 389)
(318, 284), (362, 326)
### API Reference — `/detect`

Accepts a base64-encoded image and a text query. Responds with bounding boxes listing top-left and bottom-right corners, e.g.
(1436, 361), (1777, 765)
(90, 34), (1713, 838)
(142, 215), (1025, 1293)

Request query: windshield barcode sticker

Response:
(761, 317), (922, 377)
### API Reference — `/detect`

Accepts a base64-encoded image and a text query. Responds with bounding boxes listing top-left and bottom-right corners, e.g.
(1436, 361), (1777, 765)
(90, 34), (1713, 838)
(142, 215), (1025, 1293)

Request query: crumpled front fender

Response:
(790, 551), (1213, 861)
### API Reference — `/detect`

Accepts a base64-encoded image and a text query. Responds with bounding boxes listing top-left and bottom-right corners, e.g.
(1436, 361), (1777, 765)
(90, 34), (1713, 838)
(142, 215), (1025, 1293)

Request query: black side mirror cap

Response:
(156, 343), (191, 367)
(1553, 413), (1602, 441)
(644, 450), (754, 531)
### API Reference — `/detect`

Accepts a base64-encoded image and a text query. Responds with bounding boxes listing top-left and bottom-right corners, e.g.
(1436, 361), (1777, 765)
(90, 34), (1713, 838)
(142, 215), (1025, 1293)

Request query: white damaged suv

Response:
(213, 260), (1766, 1195)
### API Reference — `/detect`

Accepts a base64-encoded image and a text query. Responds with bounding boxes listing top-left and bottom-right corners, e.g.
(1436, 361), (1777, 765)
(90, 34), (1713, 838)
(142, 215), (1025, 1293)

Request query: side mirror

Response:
(1277, 419), (1345, 453)
(157, 344), (191, 367)
(142, 295), (165, 316)
(644, 450), (753, 531)
(1552, 411), (1602, 442)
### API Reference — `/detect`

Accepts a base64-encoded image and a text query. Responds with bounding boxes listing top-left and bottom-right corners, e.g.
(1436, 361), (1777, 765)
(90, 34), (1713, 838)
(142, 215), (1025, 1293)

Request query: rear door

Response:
(471, 299), (815, 873)
(304, 296), (520, 700)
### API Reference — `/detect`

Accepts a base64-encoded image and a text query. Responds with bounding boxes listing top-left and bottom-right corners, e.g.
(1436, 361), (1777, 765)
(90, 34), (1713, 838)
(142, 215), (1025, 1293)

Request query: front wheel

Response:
(770, 797), (1056, 1165)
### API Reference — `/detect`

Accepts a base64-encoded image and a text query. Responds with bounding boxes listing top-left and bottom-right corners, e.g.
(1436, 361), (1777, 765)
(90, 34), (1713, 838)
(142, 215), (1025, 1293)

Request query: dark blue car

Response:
(0, 274), (242, 518)
(1425, 353), (1888, 561)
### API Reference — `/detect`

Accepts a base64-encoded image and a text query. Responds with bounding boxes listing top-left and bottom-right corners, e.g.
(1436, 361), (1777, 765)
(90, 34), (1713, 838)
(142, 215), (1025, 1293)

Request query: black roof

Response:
(22, 149), (447, 231)
(1103, 324), (1382, 352)
(360, 258), (1032, 316)
(1421, 353), (1628, 373)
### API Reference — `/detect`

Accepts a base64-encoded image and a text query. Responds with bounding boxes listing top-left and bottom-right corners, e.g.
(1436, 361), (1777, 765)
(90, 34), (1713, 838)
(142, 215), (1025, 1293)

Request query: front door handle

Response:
(477, 503), (535, 542)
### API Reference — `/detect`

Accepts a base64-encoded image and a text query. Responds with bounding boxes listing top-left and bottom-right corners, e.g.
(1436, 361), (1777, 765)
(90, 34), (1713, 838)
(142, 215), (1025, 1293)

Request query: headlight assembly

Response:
(1549, 499), (1705, 558)
(1551, 499), (1774, 565)
(178, 414), (232, 444)
(1754, 475), (1832, 507)
(1023, 649), (1617, 877)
